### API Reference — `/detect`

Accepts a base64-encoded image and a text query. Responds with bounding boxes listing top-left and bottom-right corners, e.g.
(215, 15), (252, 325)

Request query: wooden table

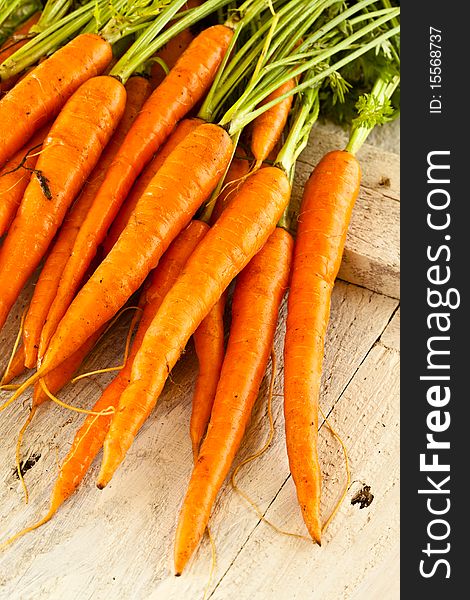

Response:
(0, 123), (400, 600)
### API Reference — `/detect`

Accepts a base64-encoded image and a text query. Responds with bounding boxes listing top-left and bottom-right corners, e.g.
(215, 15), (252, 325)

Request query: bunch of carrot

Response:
(0, 0), (400, 574)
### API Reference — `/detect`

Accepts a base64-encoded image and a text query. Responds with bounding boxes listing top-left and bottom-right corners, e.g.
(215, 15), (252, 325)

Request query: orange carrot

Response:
(96, 165), (290, 488)
(38, 25), (233, 349)
(5, 222), (209, 535)
(0, 12), (41, 96)
(190, 291), (226, 457)
(88, 219), (210, 419)
(284, 150), (361, 544)
(38, 123), (232, 377)
(250, 78), (296, 168)
(0, 75), (126, 330)
(29, 219), (210, 525)
(0, 33), (113, 167)
(102, 117), (202, 255)
(189, 146), (270, 459)
(0, 124), (50, 237)
(174, 226), (293, 573)
(23, 76), (152, 368)
(6, 381), (119, 541)
(1, 344), (26, 385)
(193, 148), (253, 451)
(44, 387), (117, 519)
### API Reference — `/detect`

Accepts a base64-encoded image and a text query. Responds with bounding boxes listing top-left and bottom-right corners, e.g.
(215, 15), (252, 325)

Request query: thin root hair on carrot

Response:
(0, 143), (43, 177)
(318, 406), (351, 535)
(230, 347), (277, 482)
(58, 411), (103, 477)
(230, 348), (312, 543)
(204, 170), (252, 219)
(0, 506), (57, 553)
(0, 175), (27, 196)
(70, 305), (142, 384)
(0, 143), (56, 200)
(1, 308), (26, 387)
(201, 526), (217, 599)
(38, 379), (115, 417)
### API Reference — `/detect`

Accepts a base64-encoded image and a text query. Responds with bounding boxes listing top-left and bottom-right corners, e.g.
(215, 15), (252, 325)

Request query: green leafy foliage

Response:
(352, 90), (394, 129)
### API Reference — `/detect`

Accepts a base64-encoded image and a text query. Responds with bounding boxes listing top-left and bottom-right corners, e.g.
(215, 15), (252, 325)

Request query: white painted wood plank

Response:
(0, 282), (397, 600)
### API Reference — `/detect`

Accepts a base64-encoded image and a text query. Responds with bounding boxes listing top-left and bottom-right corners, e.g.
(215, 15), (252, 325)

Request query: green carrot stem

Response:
(346, 74), (400, 155)
(381, 0), (400, 29)
(100, 0), (188, 48)
(0, 0), (126, 80)
(243, 0), (397, 110)
(219, 0), (390, 127)
(223, 16), (400, 134)
(347, 6), (397, 26)
(30, 0), (73, 34)
(196, 0), (279, 122)
(276, 91), (319, 231)
(110, 0), (234, 83)
(276, 91), (319, 176)
(262, 0), (338, 63)
(0, 0), (24, 28)
(206, 0), (322, 119)
(197, 16), (246, 122)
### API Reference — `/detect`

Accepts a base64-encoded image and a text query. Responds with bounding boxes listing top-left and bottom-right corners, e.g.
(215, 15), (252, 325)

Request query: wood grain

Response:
(0, 282), (398, 599)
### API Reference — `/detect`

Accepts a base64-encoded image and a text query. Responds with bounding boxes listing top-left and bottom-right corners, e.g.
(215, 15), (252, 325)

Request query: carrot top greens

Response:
(0, 0), (124, 80)
(0, 0), (226, 81)
(197, 0), (400, 138)
(0, 0), (40, 44)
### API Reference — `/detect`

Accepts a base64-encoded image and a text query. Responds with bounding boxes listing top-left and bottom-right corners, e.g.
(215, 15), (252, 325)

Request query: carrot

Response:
(102, 117), (202, 255)
(190, 291), (226, 457)
(96, 165), (290, 488)
(250, 78), (296, 168)
(149, 0), (202, 89)
(4, 381), (119, 543)
(284, 150), (361, 544)
(1, 344), (26, 385)
(32, 328), (105, 407)
(37, 25), (233, 349)
(0, 124), (50, 238)
(0, 33), (113, 167)
(23, 76), (152, 367)
(43, 387), (118, 519)
(173, 146), (253, 456)
(90, 219), (210, 418)
(27, 219), (210, 527)
(0, 12), (40, 96)
(37, 123), (232, 378)
(0, 75), (126, 331)
(174, 226), (293, 573)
